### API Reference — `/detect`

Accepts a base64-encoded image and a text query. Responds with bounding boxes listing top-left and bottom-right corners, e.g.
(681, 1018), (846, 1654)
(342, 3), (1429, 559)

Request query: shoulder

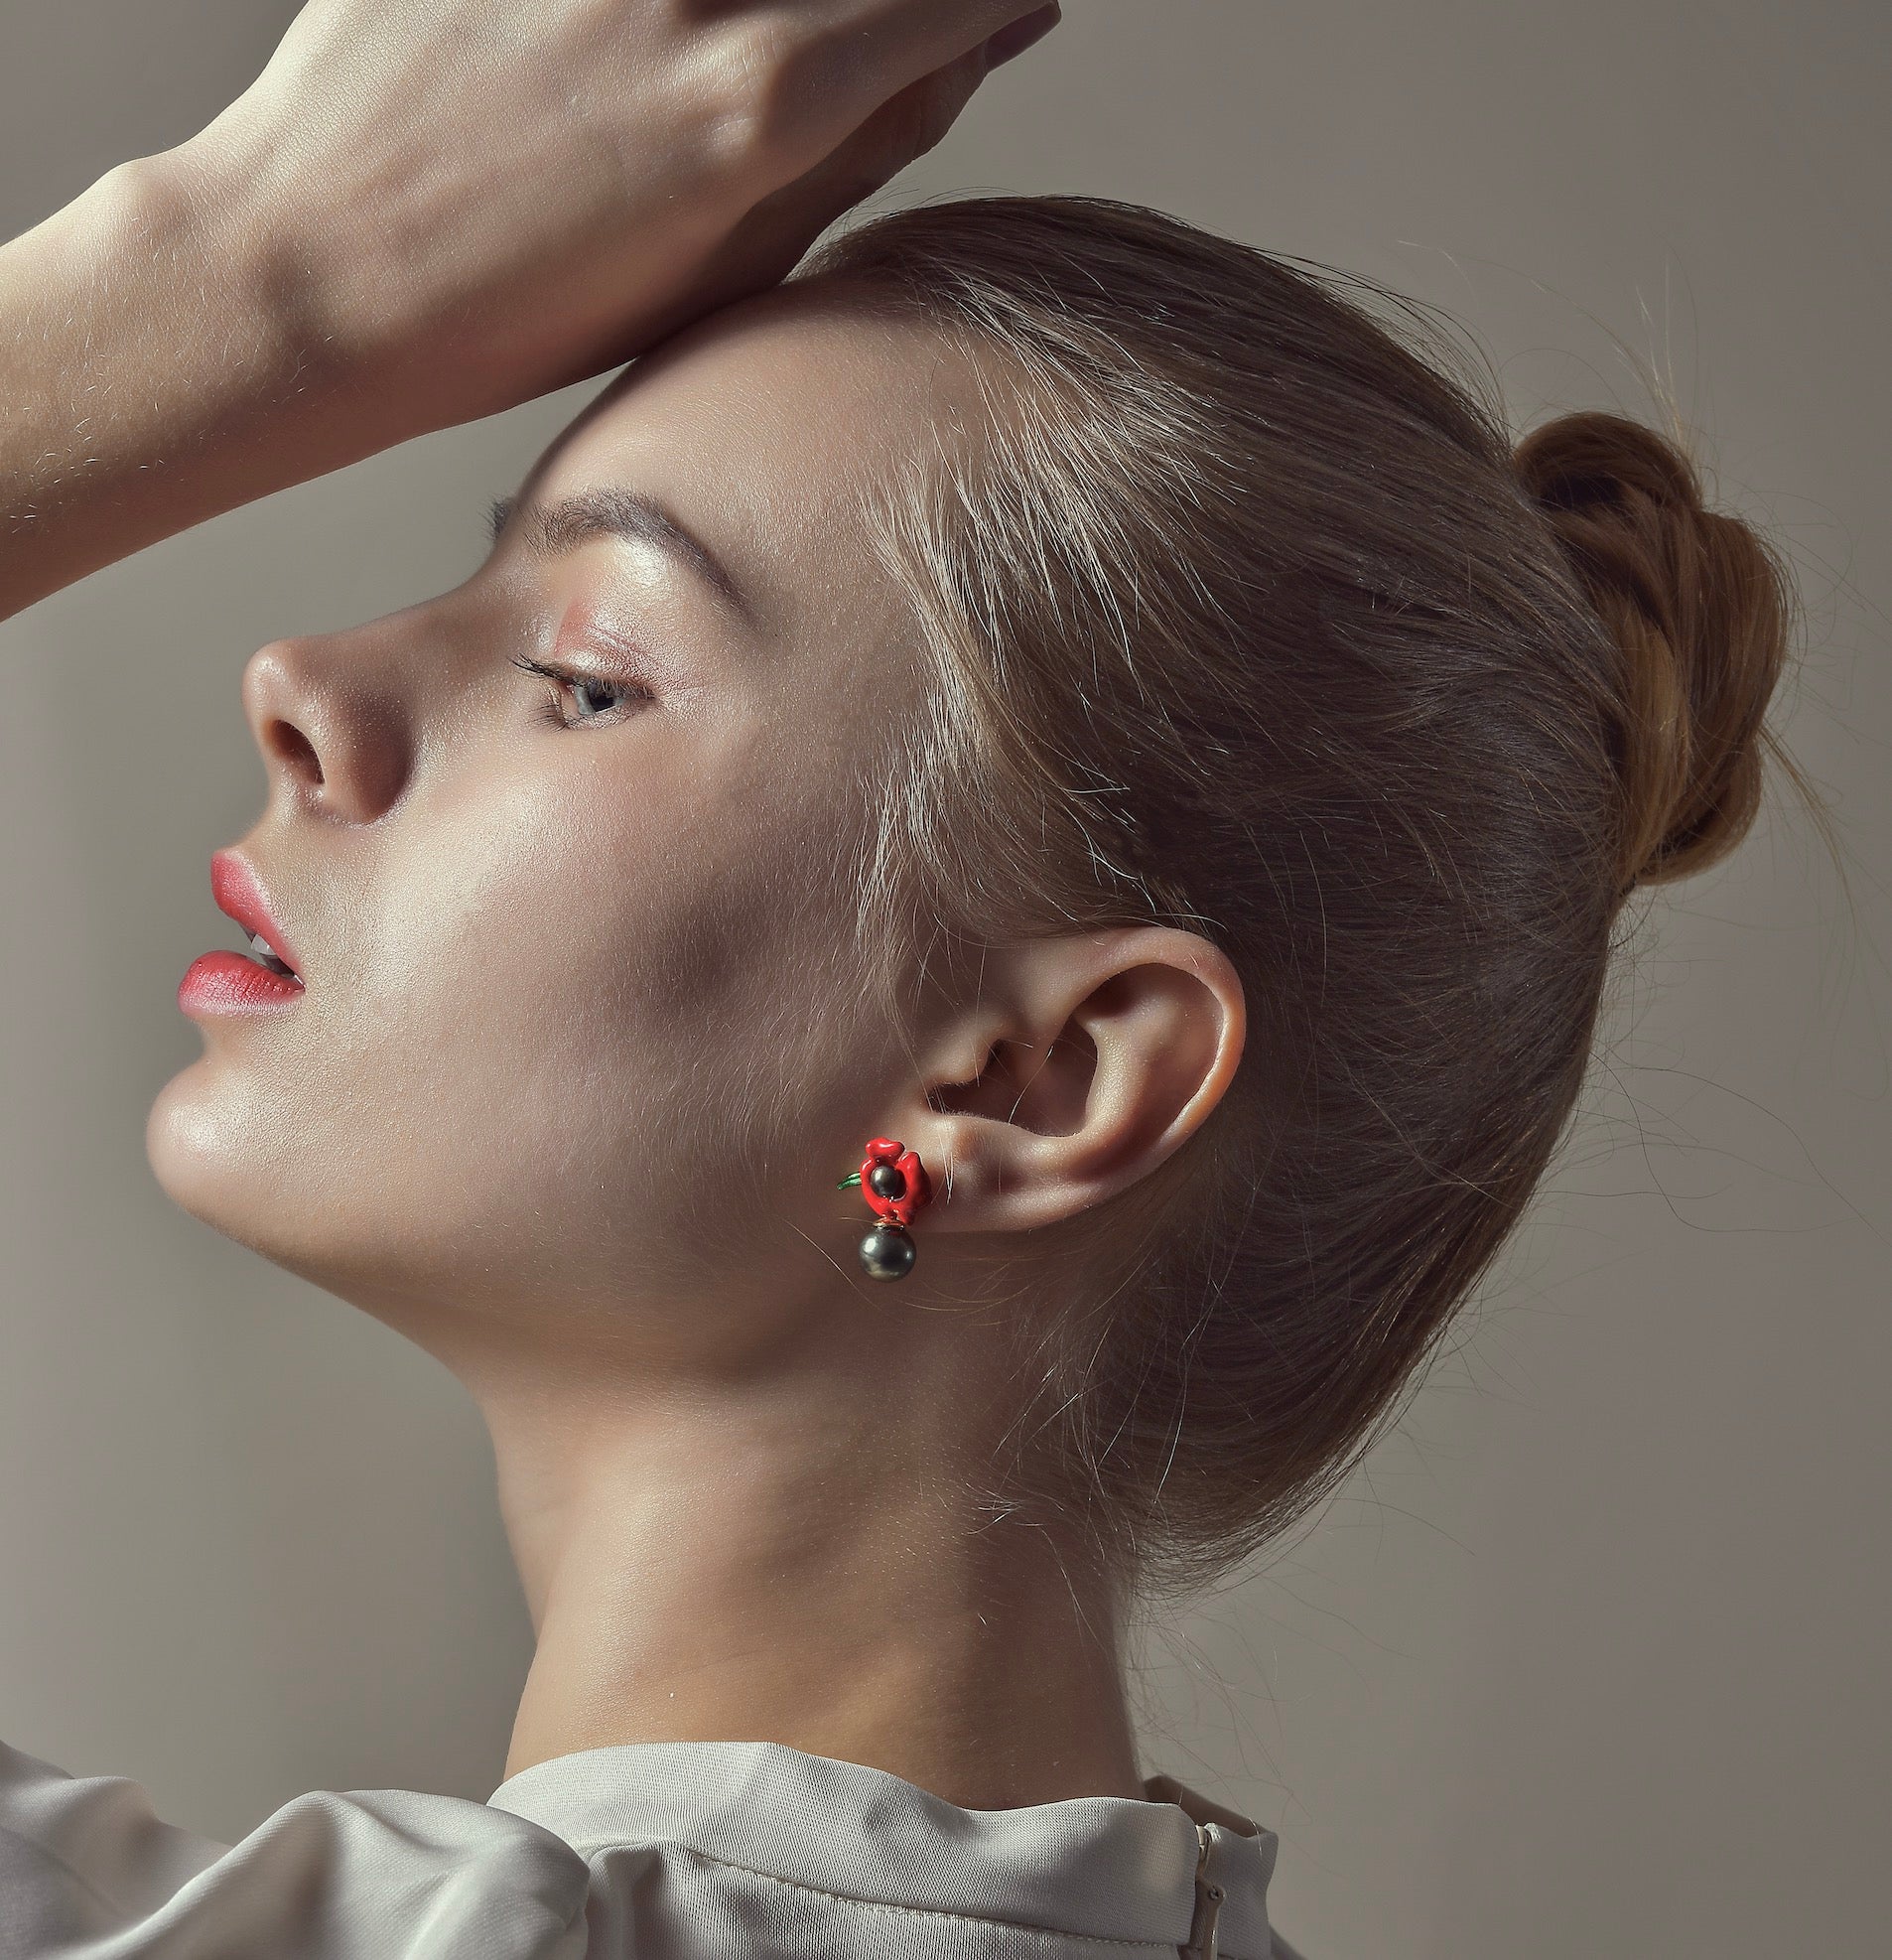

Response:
(0, 1737), (592, 1959)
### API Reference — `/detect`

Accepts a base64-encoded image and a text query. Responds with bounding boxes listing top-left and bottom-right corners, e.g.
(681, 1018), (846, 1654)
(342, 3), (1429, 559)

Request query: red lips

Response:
(209, 850), (301, 978)
(176, 850), (306, 1018)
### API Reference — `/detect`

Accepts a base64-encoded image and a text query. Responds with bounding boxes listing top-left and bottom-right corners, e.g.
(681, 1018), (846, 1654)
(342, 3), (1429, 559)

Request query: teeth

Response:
(246, 928), (296, 978)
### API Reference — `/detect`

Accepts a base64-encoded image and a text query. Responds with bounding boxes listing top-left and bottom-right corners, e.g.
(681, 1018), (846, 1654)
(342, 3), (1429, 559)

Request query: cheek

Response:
(149, 716), (875, 1309)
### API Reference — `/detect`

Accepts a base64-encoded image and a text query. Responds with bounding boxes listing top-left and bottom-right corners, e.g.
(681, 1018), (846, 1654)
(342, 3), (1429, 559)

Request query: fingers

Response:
(790, 0), (1062, 103)
(817, 40), (991, 200)
(984, 4), (1062, 70)
(797, 14), (1036, 217)
(664, 30), (999, 338)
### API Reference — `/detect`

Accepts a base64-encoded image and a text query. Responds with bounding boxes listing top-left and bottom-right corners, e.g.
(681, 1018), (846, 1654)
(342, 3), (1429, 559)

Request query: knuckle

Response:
(691, 17), (863, 178)
(701, 19), (798, 166)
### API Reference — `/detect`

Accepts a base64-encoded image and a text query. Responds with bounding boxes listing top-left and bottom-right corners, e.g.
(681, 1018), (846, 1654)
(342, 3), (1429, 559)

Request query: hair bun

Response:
(1512, 409), (1793, 897)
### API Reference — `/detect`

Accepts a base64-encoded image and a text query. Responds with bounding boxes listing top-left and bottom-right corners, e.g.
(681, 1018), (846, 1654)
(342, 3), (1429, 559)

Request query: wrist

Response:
(150, 121), (548, 445)
(140, 134), (350, 400)
(0, 145), (400, 618)
(136, 130), (454, 464)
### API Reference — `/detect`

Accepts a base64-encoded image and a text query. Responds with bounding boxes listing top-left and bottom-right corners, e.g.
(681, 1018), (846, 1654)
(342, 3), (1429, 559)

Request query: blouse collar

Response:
(489, 1739), (1278, 1957)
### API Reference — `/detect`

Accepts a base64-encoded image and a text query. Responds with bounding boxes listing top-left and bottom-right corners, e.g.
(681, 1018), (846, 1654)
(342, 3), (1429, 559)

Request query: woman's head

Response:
(149, 194), (1806, 1606)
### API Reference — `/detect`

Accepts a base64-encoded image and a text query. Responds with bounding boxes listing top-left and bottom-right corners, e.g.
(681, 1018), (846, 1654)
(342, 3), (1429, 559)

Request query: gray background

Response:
(2, 4), (1886, 1955)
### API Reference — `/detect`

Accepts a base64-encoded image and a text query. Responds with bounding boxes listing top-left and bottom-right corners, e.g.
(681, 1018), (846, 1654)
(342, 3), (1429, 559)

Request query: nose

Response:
(241, 633), (414, 825)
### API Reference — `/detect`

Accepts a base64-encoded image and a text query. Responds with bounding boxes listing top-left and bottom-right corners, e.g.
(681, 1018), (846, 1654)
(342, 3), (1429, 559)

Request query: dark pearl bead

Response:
(858, 1223), (916, 1281)
(867, 1162), (906, 1199)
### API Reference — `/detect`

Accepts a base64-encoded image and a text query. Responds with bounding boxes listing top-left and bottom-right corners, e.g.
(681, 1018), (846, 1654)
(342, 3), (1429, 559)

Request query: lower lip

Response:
(178, 949), (306, 1016)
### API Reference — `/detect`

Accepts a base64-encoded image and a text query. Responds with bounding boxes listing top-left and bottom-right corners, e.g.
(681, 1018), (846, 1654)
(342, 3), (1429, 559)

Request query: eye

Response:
(568, 675), (624, 721)
(510, 652), (652, 729)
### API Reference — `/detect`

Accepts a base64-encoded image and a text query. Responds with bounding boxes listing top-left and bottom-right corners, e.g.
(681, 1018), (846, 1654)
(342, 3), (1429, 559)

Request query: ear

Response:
(895, 926), (1247, 1234)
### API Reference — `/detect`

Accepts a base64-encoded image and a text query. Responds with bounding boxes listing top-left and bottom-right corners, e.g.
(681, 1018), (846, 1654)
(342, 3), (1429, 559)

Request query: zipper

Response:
(1182, 1820), (1226, 1960)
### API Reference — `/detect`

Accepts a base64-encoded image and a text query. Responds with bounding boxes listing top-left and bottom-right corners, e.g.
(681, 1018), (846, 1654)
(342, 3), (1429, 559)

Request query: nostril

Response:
(265, 718), (325, 787)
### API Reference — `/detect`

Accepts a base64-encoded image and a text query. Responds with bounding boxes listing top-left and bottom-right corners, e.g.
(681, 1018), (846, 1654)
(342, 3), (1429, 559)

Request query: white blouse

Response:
(0, 1733), (1300, 1958)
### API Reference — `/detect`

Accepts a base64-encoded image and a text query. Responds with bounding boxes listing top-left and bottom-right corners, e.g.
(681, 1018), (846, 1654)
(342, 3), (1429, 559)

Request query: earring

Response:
(836, 1136), (932, 1281)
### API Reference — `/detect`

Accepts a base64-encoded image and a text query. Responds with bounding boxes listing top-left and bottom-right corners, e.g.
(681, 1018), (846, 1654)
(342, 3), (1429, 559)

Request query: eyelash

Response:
(510, 652), (653, 729)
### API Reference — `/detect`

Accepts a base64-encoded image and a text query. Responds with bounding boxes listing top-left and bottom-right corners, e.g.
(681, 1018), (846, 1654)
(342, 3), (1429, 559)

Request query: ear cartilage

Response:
(838, 1137), (931, 1281)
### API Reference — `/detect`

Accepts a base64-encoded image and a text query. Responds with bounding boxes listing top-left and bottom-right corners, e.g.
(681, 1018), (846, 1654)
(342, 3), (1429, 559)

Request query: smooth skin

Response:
(2, 2), (1249, 1809)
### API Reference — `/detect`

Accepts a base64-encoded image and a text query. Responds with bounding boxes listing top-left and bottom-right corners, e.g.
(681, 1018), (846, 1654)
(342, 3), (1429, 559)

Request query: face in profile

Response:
(148, 285), (977, 1344)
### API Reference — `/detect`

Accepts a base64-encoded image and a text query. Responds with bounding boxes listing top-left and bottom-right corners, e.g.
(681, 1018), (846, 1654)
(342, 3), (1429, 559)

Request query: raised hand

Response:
(177, 0), (1063, 420)
(0, 0), (1060, 618)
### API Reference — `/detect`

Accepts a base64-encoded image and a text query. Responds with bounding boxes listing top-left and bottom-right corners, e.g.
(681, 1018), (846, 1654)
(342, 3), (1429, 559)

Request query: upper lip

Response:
(210, 849), (303, 979)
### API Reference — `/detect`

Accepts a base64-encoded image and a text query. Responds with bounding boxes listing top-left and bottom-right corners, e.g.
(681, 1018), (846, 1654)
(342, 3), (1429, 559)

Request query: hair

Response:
(793, 195), (1821, 1605)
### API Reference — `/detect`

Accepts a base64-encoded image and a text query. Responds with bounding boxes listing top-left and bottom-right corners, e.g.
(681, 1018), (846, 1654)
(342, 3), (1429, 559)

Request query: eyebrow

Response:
(487, 487), (755, 626)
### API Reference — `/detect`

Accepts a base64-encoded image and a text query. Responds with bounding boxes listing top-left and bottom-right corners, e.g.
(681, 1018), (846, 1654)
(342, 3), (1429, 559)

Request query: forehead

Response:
(521, 283), (979, 648)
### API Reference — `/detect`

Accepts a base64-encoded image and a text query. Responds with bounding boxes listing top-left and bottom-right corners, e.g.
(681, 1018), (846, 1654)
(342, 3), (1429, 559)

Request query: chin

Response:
(149, 1056), (291, 1252)
(145, 1054), (359, 1295)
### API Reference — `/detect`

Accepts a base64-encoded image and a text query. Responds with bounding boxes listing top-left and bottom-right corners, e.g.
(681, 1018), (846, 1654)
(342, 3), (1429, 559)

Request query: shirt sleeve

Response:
(0, 1738), (594, 1960)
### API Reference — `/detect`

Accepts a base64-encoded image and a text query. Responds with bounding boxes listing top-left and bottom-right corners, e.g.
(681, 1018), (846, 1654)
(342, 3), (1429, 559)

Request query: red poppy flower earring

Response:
(836, 1136), (932, 1281)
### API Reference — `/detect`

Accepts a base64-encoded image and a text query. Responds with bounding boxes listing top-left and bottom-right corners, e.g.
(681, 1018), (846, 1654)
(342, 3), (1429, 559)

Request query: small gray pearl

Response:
(867, 1162), (906, 1199)
(859, 1223), (916, 1281)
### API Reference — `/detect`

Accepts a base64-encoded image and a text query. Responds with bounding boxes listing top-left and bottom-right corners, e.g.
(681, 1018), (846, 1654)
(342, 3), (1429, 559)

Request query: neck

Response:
(426, 1296), (1145, 1811)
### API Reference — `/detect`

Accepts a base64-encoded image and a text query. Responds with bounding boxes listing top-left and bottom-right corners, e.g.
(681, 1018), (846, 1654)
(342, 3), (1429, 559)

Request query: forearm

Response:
(0, 1), (1058, 627)
(0, 149), (382, 623)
